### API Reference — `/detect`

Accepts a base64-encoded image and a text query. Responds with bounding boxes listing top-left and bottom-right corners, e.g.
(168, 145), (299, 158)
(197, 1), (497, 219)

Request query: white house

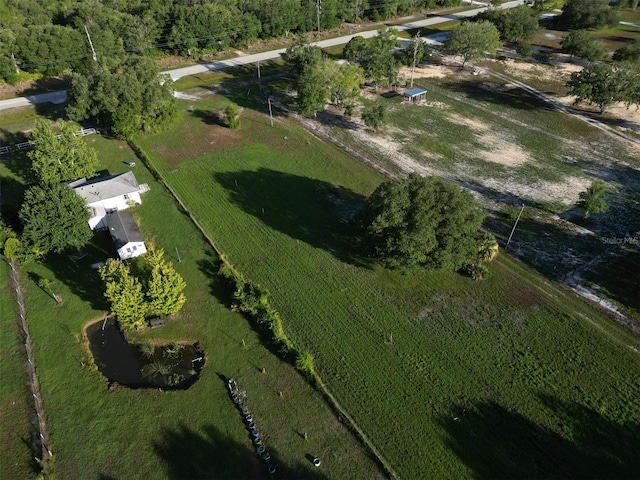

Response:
(71, 171), (149, 230)
(106, 210), (147, 260)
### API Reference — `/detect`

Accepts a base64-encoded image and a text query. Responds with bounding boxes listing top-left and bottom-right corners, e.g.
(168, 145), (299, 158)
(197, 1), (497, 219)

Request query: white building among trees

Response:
(71, 171), (149, 230)
(106, 210), (147, 260)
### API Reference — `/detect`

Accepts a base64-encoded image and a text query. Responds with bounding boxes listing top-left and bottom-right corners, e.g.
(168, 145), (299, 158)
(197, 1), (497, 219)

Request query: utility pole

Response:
(506, 204), (525, 249)
(268, 97), (274, 127)
(410, 30), (421, 88)
(316, 0), (322, 34)
(84, 25), (97, 62)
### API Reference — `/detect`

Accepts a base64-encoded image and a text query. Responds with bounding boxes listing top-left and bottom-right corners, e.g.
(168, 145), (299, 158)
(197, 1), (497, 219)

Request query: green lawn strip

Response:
(3, 135), (382, 479)
(0, 260), (37, 480)
(138, 100), (640, 479)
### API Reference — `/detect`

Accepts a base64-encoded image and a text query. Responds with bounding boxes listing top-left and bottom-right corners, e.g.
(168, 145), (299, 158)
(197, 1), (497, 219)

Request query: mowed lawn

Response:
(137, 98), (640, 479)
(0, 133), (383, 480)
(0, 260), (35, 480)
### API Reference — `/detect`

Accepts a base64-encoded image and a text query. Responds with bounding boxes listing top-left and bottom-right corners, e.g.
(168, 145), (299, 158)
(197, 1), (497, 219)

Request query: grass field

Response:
(2, 35), (639, 478)
(135, 95), (640, 479)
(322, 69), (640, 320)
(0, 260), (37, 480)
(0, 133), (383, 479)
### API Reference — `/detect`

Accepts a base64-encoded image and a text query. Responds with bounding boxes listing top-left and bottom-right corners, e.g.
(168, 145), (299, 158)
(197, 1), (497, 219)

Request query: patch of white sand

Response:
(447, 113), (531, 167)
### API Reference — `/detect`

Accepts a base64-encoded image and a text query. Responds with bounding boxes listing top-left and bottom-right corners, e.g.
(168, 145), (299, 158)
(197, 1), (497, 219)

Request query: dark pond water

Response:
(87, 318), (205, 389)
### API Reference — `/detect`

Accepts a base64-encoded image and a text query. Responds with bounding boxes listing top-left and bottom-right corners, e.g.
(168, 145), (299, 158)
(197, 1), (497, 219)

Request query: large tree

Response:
(19, 183), (92, 255)
(444, 20), (501, 67)
(343, 29), (399, 87)
(558, 0), (618, 30)
(560, 30), (607, 62)
(286, 46), (364, 116)
(67, 55), (176, 138)
(282, 38), (323, 73)
(567, 62), (640, 113)
(297, 59), (364, 115)
(99, 258), (147, 329)
(477, 6), (540, 43)
(146, 248), (186, 316)
(356, 174), (486, 270)
(29, 120), (99, 185)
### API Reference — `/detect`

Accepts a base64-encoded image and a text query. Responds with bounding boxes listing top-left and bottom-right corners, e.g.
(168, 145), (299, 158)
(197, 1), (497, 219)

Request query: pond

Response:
(87, 317), (205, 389)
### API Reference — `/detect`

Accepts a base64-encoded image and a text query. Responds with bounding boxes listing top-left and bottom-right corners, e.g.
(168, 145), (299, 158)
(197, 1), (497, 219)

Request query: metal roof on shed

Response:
(107, 210), (143, 248)
(403, 88), (427, 97)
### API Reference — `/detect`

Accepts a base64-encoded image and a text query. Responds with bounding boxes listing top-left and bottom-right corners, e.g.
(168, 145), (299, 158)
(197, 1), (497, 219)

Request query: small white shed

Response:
(106, 210), (147, 260)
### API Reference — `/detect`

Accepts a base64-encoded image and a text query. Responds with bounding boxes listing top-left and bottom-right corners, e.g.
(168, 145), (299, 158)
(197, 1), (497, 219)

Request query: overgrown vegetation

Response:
(99, 248), (186, 329)
(0, 0), (464, 84)
(67, 56), (177, 138)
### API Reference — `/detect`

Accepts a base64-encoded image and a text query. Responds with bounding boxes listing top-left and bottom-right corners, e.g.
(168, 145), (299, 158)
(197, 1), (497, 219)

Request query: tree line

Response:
(0, 0), (462, 82)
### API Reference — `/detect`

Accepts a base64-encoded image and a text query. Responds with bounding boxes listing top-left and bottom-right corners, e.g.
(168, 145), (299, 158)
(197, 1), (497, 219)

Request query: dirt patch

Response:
(447, 113), (531, 167)
(557, 95), (640, 133)
(399, 64), (454, 80)
(483, 174), (590, 206)
(352, 125), (438, 177)
(498, 57), (640, 131)
(503, 55), (582, 83)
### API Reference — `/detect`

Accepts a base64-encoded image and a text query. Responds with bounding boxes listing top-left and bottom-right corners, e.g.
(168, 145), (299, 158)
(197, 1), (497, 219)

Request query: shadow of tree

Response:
(43, 231), (113, 311)
(33, 102), (67, 121)
(189, 108), (224, 127)
(214, 65), (292, 117)
(439, 398), (640, 479)
(213, 168), (370, 266)
(153, 423), (330, 480)
(315, 110), (361, 131)
(0, 147), (34, 186)
(0, 175), (28, 228)
(195, 252), (235, 308)
(441, 80), (555, 112)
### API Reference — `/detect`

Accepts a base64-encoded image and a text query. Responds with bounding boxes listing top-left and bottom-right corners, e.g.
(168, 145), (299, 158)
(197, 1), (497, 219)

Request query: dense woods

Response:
(0, 0), (461, 82)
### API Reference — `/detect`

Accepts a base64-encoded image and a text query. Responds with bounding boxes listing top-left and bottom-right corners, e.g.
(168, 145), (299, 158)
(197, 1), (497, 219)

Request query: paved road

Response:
(0, 1), (524, 112)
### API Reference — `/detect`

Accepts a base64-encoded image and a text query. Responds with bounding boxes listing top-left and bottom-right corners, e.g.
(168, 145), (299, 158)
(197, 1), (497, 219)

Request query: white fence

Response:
(0, 127), (98, 155)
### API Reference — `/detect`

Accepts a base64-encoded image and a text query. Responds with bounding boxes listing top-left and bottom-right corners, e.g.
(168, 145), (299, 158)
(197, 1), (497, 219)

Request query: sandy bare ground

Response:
(403, 57), (640, 131)
(305, 56), (640, 320)
(446, 112), (532, 167)
(500, 56), (640, 131)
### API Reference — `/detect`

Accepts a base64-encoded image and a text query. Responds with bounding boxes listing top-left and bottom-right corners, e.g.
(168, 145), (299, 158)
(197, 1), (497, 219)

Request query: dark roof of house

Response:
(72, 171), (140, 204)
(404, 87), (427, 97)
(106, 210), (143, 248)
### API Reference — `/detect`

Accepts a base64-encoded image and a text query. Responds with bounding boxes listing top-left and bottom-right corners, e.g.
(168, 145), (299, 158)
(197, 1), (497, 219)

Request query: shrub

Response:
(516, 42), (536, 58)
(223, 104), (241, 129)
